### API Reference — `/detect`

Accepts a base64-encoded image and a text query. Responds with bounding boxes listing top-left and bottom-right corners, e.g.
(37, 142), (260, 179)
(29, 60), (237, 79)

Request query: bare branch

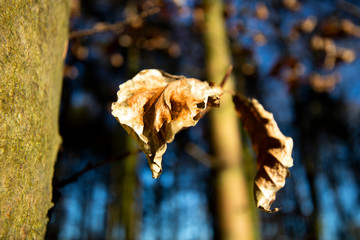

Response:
(56, 149), (141, 188)
(199, 65), (234, 118)
(220, 65), (233, 88)
(185, 143), (214, 168)
(69, 7), (160, 39)
(338, 0), (360, 19)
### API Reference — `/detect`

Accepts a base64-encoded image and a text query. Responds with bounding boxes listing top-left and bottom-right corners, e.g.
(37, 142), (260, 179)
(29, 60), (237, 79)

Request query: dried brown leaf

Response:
(112, 69), (223, 178)
(233, 93), (293, 213)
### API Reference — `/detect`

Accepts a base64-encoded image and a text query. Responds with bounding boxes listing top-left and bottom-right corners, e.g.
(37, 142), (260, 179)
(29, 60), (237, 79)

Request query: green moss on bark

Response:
(0, 0), (69, 238)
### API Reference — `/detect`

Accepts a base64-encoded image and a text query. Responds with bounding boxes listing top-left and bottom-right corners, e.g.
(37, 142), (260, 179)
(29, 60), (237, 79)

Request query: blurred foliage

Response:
(46, 0), (360, 239)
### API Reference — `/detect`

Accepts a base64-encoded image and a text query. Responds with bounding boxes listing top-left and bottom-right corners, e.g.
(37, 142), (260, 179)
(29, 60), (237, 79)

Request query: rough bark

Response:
(0, 1), (69, 238)
(203, 0), (257, 239)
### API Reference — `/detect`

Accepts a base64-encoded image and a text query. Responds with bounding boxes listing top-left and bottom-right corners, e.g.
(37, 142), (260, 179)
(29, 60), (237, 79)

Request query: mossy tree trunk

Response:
(0, 1), (69, 238)
(203, 0), (258, 239)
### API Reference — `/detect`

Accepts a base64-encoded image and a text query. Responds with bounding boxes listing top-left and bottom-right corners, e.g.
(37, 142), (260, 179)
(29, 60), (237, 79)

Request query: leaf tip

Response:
(150, 163), (162, 179)
(259, 206), (280, 213)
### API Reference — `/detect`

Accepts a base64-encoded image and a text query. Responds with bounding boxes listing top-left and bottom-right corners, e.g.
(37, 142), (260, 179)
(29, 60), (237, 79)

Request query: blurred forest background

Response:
(46, 0), (360, 239)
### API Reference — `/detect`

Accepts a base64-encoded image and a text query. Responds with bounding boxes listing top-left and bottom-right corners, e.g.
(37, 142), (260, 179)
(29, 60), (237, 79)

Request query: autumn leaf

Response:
(232, 93), (293, 213)
(111, 69), (223, 178)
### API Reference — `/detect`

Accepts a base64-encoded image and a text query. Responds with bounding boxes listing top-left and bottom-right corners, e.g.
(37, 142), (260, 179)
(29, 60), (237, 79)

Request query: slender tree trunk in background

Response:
(118, 46), (142, 239)
(106, 3), (141, 236)
(121, 137), (141, 240)
(203, 1), (258, 239)
(0, 0), (69, 238)
(106, 135), (140, 240)
(301, 129), (320, 240)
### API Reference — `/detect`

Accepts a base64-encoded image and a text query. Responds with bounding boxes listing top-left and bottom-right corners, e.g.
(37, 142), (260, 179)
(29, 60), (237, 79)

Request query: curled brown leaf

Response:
(112, 69), (222, 178)
(233, 93), (293, 213)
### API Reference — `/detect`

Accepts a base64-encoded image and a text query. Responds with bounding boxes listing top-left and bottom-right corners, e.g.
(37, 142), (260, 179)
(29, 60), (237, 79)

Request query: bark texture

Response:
(203, 0), (257, 239)
(0, 1), (69, 238)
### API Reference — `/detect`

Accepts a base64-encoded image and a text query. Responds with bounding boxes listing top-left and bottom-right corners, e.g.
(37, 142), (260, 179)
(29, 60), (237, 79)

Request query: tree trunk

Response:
(106, 135), (141, 240)
(0, 1), (69, 238)
(203, 1), (257, 239)
(106, 9), (141, 236)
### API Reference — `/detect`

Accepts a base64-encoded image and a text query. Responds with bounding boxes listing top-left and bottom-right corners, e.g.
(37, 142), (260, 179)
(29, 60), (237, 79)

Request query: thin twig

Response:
(200, 65), (235, 118)
(69, 7), (160, 39)
(338, 0), (360, 19)
(220, 65), (233, 88)
(56, 149), (141, 188)
(185, 143), (215, 168)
